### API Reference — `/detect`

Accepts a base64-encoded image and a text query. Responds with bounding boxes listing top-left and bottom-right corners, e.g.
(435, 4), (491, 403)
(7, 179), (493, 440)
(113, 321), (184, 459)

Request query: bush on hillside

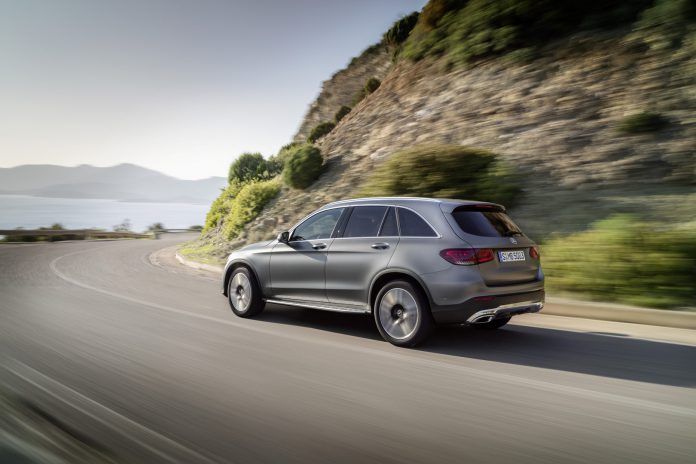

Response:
(359, 145), (520, 207)
(308, 121), (336, 142)
(283, 144), (323, 189)
(228, 153), (267, 184)
(401, 0), (655, 64)
(636, 0), (696, 48)
(542, 215), (696, 308)
(383, 12), (420, 46)
(334, 105), (352, 123)
(618, 112), (669, 134)
(364, 77), (381, 94)
(222, 179), (281, 240)
(203, 180), (246, 231)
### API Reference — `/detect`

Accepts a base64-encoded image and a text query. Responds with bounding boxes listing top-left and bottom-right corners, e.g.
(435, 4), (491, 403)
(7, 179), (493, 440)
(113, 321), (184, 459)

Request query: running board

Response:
(264, 298), (370, 314)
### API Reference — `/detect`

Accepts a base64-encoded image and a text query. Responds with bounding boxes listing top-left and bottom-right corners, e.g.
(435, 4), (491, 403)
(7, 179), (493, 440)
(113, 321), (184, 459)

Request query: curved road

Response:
(1, 235), (695, 463)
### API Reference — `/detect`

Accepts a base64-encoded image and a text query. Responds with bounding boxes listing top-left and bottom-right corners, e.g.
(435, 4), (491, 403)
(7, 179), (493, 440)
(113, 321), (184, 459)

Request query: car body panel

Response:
(325, 236), (399, 306)
(223, 197), (545, 325)
(269, 238), (334, 302)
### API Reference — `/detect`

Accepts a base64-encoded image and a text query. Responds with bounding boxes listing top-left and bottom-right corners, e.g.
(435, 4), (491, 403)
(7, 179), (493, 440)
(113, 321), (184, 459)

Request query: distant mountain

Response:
(0, 164), (227, 204)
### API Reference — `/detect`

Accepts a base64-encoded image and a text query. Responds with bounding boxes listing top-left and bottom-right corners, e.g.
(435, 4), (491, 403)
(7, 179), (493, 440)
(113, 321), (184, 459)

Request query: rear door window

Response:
(397, 208), (437, 237)
(451, 205), (524, 237)
(343, 206), (388, 238)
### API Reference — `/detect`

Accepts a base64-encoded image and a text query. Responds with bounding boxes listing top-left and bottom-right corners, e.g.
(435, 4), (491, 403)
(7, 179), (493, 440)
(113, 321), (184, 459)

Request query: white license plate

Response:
(498, 250), (525, 262)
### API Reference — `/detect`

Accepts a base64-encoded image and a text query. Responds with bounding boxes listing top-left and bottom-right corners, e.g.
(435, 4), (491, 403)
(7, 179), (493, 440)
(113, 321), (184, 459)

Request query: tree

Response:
(228, 152), (267, 184)
(113, 219), (131, 232)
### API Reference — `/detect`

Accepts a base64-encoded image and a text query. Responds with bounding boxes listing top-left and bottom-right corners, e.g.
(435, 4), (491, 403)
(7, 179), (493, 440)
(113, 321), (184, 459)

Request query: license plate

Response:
(498, 250), (525, 262)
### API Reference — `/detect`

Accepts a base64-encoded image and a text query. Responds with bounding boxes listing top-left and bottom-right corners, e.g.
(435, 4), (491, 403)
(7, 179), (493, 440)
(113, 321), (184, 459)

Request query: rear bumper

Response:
(430, 289), (545, 325)
(466, 301), (543, 324)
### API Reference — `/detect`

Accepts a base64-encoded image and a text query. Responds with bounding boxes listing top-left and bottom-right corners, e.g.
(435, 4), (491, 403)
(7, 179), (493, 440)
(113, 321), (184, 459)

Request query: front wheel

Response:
(374, 280), (434, 347)
(227, 267), (264, 317)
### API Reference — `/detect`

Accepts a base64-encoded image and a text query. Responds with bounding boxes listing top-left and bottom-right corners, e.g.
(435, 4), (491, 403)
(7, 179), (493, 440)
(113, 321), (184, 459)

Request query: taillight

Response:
(530, 246), (540, 259)
(440, 248), (494, 266)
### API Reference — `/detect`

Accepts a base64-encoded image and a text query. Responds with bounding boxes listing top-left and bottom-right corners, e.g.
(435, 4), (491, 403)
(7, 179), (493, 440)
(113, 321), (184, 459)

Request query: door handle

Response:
(371, 242), (389, 249)
(312, 243), (327, 250)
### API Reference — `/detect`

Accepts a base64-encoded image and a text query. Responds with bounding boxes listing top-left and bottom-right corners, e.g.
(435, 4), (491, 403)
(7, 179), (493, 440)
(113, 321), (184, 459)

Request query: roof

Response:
(321, 197), (501, 210)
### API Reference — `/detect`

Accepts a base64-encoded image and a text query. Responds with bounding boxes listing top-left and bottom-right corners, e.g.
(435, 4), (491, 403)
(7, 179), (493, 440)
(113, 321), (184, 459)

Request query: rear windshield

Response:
(451, 205), (524, 237)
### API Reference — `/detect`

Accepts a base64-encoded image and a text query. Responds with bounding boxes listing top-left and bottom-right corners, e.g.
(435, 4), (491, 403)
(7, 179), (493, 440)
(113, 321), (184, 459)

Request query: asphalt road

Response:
(1, 234), (695, 463)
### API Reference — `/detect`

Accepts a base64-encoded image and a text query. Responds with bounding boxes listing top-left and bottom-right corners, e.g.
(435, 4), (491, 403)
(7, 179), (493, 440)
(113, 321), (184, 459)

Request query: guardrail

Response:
(0, 229), (152, 239)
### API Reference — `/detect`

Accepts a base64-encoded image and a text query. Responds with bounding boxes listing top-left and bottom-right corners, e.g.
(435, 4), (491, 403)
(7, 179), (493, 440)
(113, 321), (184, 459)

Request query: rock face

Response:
(209, 32), (695, 257)
(294, 45), (393, 142)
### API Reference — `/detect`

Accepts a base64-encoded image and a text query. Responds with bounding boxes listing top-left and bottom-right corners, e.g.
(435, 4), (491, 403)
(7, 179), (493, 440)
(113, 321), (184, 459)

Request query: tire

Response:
(373, 280), (434, 347)
(472, 317), (511, 330)
(227, 267), (265, 317)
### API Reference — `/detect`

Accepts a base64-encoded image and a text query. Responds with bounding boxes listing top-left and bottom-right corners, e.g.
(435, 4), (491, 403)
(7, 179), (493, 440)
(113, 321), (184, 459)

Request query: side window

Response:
(379, 207), (398, 236)
(397, 208), (437, 237)
(343, 206), (388, 238)
(291, 208), (343, 241)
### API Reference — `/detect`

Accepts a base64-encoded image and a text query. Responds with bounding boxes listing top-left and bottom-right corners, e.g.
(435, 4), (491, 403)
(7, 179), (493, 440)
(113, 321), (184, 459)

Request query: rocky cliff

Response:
(190, 4), (696, 263)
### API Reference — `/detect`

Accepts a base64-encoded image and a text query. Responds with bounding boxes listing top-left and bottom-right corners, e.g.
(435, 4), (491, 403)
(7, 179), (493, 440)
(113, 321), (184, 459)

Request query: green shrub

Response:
(265, 141), (303, 175)
(383, 12), (420, 45)
(229, 153), (267, 184)
(618, 112), (669, 134)
(542, 215), (696, 308)
(334, 105), (352, 123)
(308, 121), (336, 142)
(222, 179), (281, 240)
(359, 144), (520, 207)
(364, 77), (381, 94)
(401, 0), (653, 65)
(636, 0), (696, 48)
(203, 180), (246, 231)
(283, 144), (323, 189)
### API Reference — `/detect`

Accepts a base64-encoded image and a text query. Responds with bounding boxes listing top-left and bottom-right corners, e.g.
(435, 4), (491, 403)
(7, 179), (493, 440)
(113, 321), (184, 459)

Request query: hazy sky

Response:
(1, 0), (425, 179)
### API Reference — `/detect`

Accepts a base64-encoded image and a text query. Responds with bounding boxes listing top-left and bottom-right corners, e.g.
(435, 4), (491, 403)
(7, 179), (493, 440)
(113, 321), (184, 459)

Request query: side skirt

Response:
(264, 298), (370, 314)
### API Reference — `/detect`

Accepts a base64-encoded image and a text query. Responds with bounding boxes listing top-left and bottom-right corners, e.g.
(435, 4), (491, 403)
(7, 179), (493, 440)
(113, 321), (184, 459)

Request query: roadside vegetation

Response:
(308, 121), (336, 142)
(283, 144), (323, 190)
(618, 112), (669, 134)
(359, 145), (520, 207)
(542, 215), (696, 309)
(397, 0), (693, 66)
(202, 143), (324, 240)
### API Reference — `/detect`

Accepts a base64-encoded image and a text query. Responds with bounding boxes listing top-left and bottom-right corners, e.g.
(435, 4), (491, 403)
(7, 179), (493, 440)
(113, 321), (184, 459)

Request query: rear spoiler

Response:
(439, 202), (505, 214)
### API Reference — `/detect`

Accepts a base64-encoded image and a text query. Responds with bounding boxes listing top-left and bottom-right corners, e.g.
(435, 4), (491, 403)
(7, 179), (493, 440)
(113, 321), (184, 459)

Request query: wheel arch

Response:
(368, 269), (434, 314)
(223, 260), (262, 297)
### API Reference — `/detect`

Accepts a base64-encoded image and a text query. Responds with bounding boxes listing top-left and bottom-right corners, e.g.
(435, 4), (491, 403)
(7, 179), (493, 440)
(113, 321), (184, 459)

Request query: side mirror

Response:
(277, 231), (290, 243)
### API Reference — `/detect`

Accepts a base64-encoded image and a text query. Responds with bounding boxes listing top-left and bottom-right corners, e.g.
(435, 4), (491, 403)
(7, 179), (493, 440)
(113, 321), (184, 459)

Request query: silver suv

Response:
(222, 197), (544, 347)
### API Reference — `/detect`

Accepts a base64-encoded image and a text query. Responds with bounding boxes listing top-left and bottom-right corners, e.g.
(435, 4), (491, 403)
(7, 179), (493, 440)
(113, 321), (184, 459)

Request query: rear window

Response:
(398, 208), (438, 237)
(451, 205), (524, 237)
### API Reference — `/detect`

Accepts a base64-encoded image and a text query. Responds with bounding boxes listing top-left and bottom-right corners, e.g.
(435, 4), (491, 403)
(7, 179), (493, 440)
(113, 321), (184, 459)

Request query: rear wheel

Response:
(472, 317), (511, 330)
(374, 280), (434, 347)
(227, 267), (264, 317)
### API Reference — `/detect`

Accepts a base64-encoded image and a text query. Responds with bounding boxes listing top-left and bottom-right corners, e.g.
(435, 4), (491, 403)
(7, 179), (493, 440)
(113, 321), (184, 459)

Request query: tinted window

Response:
(343, 206), (388, 238)
(292, 208), (343, 241)
(451, 205), (524, 237)
(397, 208), (437, 237)
(379, 207), (398, 236)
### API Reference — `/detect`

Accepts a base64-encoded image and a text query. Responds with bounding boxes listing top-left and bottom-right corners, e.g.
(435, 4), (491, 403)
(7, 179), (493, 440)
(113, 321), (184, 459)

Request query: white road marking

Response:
(1, 359), (221, 464)
(48, 246), (696, 419)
